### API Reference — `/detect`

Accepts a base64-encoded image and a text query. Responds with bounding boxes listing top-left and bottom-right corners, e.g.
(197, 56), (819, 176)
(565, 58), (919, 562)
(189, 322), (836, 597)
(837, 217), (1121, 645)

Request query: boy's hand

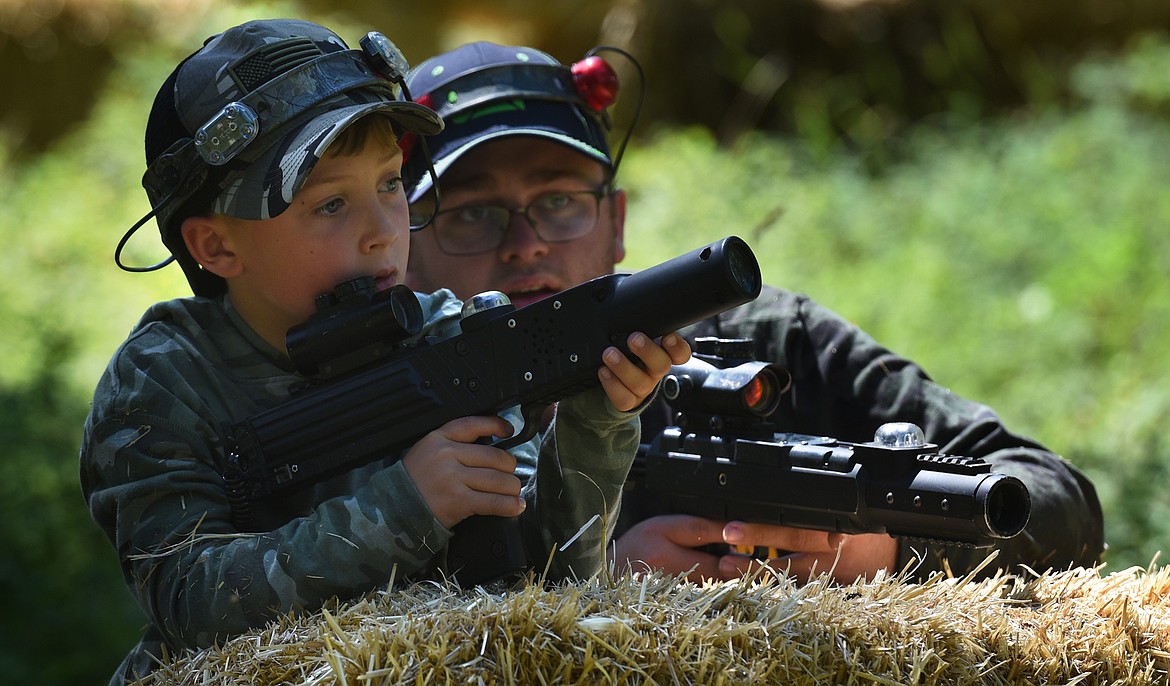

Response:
(401, 415), (526, 530)
(598, 332), (691, 412)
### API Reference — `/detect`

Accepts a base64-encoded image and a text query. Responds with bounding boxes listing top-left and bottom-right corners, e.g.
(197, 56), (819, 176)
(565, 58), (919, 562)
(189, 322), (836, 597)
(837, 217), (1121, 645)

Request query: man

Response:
(402, 41), (1105, 583)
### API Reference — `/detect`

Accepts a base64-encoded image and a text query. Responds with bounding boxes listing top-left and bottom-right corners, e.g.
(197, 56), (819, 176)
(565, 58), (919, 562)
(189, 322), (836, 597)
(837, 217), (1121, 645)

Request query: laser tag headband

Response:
(115, 18), (444, 298)
(402, 41), (643, 203)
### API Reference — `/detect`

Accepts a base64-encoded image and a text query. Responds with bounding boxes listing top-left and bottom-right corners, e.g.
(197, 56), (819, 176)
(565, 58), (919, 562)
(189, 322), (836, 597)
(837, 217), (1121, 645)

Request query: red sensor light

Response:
(571, 56), (620, 111)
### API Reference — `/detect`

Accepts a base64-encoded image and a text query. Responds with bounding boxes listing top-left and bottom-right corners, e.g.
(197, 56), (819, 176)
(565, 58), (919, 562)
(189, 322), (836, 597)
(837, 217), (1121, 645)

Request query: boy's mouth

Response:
(373, 272), (398, 292)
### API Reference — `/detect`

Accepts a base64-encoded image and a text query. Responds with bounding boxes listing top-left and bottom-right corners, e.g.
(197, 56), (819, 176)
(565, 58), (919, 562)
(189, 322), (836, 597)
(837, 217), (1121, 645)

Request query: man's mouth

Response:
(506, 283), (558, 309)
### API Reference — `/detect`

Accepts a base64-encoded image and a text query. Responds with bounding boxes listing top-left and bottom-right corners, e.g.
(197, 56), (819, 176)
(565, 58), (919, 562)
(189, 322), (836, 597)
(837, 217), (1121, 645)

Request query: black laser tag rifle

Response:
(633, 338), (1032, 551)
(223, 236), (762, 584)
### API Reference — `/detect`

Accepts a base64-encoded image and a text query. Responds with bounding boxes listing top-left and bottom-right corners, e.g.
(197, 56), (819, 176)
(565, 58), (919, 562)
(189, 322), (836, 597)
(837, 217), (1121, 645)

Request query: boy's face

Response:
(198, 135), (411, 351)
(406, 138), (626, 310)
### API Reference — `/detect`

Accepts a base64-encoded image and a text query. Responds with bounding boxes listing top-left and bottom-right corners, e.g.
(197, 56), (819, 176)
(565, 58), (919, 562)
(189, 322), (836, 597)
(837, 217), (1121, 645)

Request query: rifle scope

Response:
(286, 278), (424, 377)
(663, 357), (786, 421)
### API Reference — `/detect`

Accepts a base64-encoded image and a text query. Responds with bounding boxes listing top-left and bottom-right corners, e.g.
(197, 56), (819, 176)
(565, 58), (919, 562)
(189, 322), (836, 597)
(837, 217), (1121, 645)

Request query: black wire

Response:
(400, 78), (443, 231)
(586, 45), (645, 176)
(114, 210), (176, 272)
(113, 162), (195, 273)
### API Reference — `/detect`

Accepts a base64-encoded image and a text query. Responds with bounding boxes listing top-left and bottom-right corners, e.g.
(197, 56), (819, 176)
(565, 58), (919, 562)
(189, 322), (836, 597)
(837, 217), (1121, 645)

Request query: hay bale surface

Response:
(141, 562), (1170, 685)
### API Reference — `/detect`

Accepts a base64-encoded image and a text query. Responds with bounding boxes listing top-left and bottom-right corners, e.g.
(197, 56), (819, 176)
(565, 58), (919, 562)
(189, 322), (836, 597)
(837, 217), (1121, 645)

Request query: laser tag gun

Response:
(635, 338), (1032, 553)
(224, 236), (762, 585)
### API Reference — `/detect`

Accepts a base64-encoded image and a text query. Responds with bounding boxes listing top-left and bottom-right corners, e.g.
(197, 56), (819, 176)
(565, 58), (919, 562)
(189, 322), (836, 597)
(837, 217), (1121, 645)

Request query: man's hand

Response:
(610, 514), (729, 579)
(718, 521), (899, 584)
(598, 332), (691, 412)
(611, 514), (899, 584)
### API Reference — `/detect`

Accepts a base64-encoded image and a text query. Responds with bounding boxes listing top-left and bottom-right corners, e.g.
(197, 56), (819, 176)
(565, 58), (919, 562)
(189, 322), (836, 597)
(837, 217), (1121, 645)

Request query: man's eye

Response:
(454, 206), (494, 224)
(536, 193), (572, 211)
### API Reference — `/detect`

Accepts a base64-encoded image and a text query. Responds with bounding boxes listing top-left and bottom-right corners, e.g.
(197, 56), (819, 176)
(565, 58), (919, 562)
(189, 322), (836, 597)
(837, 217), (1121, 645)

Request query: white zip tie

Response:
(559, 513), (601, 552)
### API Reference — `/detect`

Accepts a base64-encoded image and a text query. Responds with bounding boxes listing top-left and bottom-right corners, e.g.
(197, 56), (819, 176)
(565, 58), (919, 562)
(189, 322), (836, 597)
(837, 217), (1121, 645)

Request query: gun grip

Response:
(447, 515), (528, 586)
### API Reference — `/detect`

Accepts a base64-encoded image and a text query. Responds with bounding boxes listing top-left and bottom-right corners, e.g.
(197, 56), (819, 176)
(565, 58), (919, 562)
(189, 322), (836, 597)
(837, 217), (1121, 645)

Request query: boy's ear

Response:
(180, 215), (242, 279)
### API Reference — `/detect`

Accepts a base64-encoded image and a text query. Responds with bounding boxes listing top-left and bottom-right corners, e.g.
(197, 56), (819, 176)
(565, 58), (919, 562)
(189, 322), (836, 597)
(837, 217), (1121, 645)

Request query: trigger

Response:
(490, 403), (547, 451)
(731, 545), (782, 559)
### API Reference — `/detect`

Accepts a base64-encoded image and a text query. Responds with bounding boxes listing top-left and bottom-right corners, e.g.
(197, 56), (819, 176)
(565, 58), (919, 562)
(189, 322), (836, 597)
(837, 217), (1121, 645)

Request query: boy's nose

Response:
(364, 198), (405, 250)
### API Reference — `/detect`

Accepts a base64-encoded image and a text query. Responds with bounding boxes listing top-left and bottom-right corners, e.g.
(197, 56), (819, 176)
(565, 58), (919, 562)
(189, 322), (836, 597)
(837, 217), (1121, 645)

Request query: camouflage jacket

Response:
(81, 290), (640, 684)
(622, 285), (1105, 578)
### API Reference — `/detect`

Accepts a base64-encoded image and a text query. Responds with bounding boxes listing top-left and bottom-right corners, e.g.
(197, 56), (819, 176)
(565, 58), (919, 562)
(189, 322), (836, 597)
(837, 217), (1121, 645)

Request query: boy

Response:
(81, 19), (688, 684)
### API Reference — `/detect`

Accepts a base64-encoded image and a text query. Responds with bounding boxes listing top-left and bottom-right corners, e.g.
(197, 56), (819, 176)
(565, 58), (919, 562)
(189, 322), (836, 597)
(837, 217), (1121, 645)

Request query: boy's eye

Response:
(381, 177), (402, 194)
(316, 198), (345, 216)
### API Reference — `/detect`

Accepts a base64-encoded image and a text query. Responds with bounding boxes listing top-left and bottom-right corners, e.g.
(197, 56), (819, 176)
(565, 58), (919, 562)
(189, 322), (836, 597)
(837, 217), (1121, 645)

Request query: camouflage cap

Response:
(139, 18), (442, 296)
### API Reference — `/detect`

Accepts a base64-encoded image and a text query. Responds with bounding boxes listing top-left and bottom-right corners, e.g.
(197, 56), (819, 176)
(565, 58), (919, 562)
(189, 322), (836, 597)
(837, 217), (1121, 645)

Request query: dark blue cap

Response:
(404, 41), (612, 201)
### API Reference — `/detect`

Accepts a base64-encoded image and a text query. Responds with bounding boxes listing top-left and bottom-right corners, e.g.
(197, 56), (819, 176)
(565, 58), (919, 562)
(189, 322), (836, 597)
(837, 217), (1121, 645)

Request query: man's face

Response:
(406, 137), (626, 310)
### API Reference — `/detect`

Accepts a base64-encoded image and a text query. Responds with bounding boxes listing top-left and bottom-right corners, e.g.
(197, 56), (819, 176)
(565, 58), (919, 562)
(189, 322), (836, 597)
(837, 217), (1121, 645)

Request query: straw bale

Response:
(138, 561), (1170, 685)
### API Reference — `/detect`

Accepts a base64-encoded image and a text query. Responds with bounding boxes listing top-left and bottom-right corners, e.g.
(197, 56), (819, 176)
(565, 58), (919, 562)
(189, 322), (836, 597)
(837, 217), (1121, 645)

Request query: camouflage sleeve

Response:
(519, 385), (642, 581)
(82, 380), (450, 654)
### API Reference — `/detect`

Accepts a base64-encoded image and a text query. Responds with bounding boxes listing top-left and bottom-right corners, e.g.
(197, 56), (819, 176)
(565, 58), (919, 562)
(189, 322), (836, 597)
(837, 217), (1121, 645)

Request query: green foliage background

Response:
(2, 2), (1168, 683)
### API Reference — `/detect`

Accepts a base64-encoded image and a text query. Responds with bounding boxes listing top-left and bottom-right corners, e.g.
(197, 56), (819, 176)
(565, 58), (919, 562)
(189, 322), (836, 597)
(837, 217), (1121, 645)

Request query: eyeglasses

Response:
(413, 185), (612, 256)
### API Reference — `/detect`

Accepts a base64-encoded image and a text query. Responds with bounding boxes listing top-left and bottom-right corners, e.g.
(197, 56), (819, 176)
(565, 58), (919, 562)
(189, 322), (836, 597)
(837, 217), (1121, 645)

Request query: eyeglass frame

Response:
(412, 182), (617, 256)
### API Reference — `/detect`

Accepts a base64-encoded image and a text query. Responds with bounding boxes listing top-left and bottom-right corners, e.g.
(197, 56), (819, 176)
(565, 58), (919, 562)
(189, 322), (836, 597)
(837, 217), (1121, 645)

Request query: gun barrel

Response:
(644, 429), (1032, 547)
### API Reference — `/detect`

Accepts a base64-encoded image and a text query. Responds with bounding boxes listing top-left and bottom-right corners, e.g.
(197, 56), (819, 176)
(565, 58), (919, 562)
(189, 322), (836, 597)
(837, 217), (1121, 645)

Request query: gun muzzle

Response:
(601, 236), (762, 343)
(979, 473), (1032, 539)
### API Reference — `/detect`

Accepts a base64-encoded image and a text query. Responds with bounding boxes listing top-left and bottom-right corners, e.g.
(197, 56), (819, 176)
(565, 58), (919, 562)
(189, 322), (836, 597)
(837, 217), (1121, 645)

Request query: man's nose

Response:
(497, 210), (549, 262)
